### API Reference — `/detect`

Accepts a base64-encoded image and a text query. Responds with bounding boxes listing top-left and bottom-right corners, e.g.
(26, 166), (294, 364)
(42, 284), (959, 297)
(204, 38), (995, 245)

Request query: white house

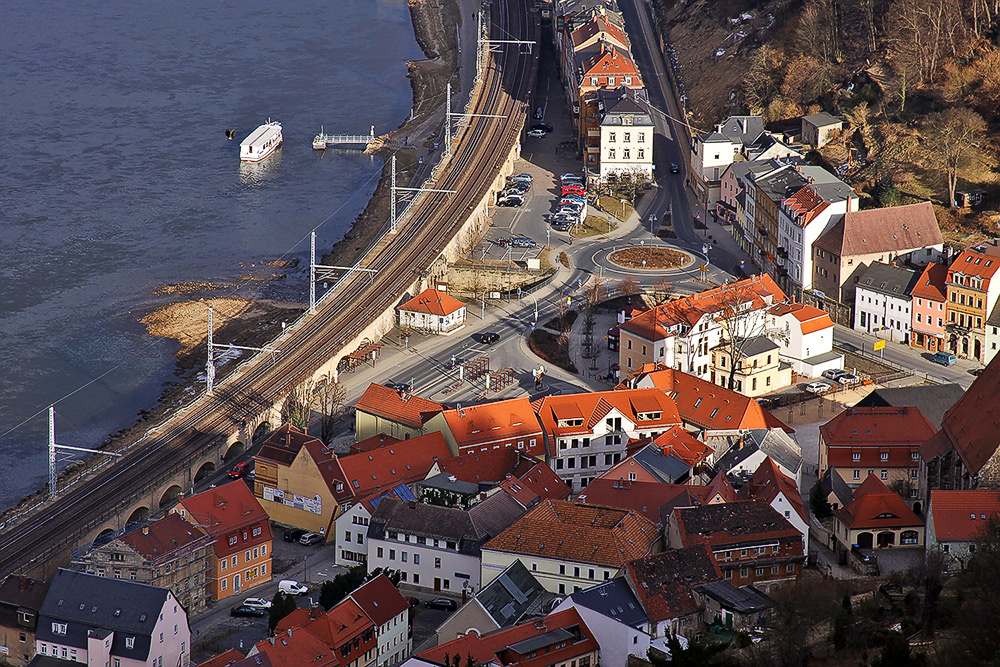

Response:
(349, 574), (412, 667)
(551, 579), (651, 667)
(766, 302), (842, 377)
(598, 88), (653, 181)
(396, 289), (467, 335)
(36, 569), (191, 667)
(854, 262), (919, 344)
(334, 484), (417, 568)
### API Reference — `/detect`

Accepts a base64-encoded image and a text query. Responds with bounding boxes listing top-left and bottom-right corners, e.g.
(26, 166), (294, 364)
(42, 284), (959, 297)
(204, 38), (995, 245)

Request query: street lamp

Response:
(521, 292), (538, 322)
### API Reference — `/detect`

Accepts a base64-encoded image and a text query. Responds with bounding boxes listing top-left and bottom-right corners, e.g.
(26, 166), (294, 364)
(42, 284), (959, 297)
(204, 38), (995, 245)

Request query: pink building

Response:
(911, 263), (948, 353)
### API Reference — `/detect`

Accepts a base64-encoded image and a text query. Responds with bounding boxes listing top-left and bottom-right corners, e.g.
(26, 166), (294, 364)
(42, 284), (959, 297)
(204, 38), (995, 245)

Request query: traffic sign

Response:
(873, 340), (885, 351)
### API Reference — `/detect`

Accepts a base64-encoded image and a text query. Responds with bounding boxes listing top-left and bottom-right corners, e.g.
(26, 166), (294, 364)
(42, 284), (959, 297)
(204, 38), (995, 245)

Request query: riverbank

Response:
(0, 0), (464, 524)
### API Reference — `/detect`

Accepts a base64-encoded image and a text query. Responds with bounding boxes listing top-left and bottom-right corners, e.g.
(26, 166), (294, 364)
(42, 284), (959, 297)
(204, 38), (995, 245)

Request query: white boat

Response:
(312, 126), (328, 150)
(240, 119), (283, 162)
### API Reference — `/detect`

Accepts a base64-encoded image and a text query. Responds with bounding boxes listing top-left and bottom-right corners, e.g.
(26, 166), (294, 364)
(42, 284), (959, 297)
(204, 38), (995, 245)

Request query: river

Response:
(0, 0), (423, 510)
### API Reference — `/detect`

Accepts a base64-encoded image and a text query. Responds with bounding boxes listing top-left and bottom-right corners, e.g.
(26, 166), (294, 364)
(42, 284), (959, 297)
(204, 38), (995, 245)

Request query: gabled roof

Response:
(651, 426), (713, 466)
(567, 578), (647, 627)
(694, 581), (774, 615)
(711, 428), (802, 476)
(699, 116), (765, 147)
(0, 575), (49, 614)
(580, 42), (641, 80)
(355, 383), (444, 429)
(626, 545), (721, 621)
(768, 302), (834, 335)
(920, 354), (1000, 475)
(440, 397), (544, 450)
(368, 497), (479, 546)
(358, 483), (417, 515)
(252, 628), (338, 667)
(438, 448), (522, 485)
(627, 443), (693, 483)
(947, 243), (1000, 282)
(301, 597), (373, 650)
(570, 15), (630, 50)
(820, 467), (854, 508)
(929, 490), (1000, 542)
(619, 275), (786, 341)
(672, 499), (802, 550)
(484, 500), (658, 567)
(741, 457), (805, 522)
(469, 491), (529, 540)
(474, 560), (552, 628)
(419, 608), (598, 667)
(193, 649), (247, 667)
(802, 111), (842, 127)
(910, 262), (949, 301)
(349, 574), (409, 626)
(820, 406), (937, 446)
(704, 471), (739, 504)
(577, 478), (708, 524)
(397, 288), (465, 316)
(176, 480), (270, 541)
(855, 384), (964, 430)
(119, 514), (212, 563)
(782, 185), (830, 228)
(813, 202), (943, 257)
(508, 457), (572, 503)
(623, 367), (792, 433)
(336, 431), (451, 498)
(38, 570), (172, 661)
(834, 475), (922, 530)
(855, 262), (919, 299)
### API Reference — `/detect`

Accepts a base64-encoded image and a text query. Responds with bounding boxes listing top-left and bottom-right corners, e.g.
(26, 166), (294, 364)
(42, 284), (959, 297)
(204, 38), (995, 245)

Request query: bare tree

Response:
(715, 284), (780, 392)
(921, 108), (987, 207)
(282, 380), (316, 431)
(618, 276), (641, 301)
(316, 376), (348, 444)
(651, 278), (674, 304)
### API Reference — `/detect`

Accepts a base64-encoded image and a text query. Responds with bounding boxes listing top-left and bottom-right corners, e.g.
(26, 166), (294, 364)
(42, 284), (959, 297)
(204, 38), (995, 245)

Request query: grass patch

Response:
(571, 215), (617, 238)
(597, 196), (635, 221)
(529, 330), (578, 374)
(610, 247), (690, 269)
(559, 251), (570, 268)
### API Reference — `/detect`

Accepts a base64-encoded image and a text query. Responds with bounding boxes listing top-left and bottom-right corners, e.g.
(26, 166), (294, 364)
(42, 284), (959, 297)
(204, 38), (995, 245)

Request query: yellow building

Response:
(354, 383), (444, 442)
(710, 336), (791, 397)
(253, 424), (341, 542)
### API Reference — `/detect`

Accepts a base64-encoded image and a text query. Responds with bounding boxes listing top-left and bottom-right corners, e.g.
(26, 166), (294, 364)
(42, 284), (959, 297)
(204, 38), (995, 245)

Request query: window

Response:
(881, 469), (889, 480)
(624, 132), (630, 142)
(252, 526), (261, 537)
(377, 547), (384, 558)
(389, 549), (396, 561)
(608, 149), (616, 160)
(221, 579), (227, 591)
(638, 132), (645, 142)
(435, 558), (442, 569)
(345, 531), (352, 543)
(852, 452), (860, 462)
(414, 554), (420, 565)
(126, 637), (135, 650)
(880, 452), (889, 461)
(51, 622), (67, 635)
(221, 559), (227, 572)
(853, 469), (860, 480)
(401, 552), (408, 563)
(637, 149), (645, 159)
(609, 132), (616, 142)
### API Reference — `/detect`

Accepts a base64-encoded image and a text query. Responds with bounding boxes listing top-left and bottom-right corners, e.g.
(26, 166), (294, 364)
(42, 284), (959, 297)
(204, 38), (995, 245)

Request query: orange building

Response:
(172, 480), (272, 601)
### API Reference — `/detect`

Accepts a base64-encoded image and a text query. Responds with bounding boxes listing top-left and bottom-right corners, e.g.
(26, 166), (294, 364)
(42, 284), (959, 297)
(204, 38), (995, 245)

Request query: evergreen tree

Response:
(268, 591), (298, 634)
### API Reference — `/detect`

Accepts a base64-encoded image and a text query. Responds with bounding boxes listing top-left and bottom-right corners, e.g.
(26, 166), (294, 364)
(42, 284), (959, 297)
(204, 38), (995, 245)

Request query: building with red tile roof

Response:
(193, 648), (246, 667)
(274, 595), (380, 667)
(832, 474), (924, 551)
(332, 431), (451, 501)
(666, 499), (804, 591)
(820, 406), (935, 495)
(619, 366), (791, 434)
(704, 472), (739, 505)
(507, 455), (572, 503)
(354, 383), (444, 442)
(812, 201), (944, 303)
(172, 480), (272, 601)
(417, 608), (599, 667)
(625, 545), (721, 639)
(577, 478), (707, 524)
(740, 457), (809, 553)
(765, 302), (842, 377)
(910, 262), (948, 353)
(617, 276), (786, 380)
(927, 490), (1000, 571)
(249, 627), (338, 667)
(396, 289), (467, 334)
(532, 388), (682, 492)
(481, 500), (659, 596)
(253, 423), (342, 542)
(425, 397), (546, 458)
(946, 240), (1000, 363)
(651, 426), (713, 467)
(347, 574), (411, 666)
(350, 433), (402, 454)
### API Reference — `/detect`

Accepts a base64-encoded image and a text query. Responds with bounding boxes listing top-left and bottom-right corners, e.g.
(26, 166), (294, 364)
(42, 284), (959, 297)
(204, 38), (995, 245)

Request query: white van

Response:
(279, 580), (308, 596)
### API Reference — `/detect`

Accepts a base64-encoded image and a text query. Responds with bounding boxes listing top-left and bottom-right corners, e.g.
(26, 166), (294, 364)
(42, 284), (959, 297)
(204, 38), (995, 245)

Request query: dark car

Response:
(531, 122), (553, 133)
(230, 605), (267, 618)
(670, 163), (680, 173)
(480, 332), (501, 344)
(425, 598), (458, 611)
(406, 596), (420, 608)
(387, 381), (411, 392)
(283, 528), (308, 543)
(229, 461), (252, 479)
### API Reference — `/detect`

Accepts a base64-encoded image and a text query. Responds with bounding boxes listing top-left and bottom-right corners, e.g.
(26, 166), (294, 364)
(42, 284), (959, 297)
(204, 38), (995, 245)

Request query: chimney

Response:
(19, 576), (27, 592)
(310, 604), (319, 620)
(286, 431), (291, 446)
(408, 501), (417, 509)
(739, 118), (747, 135)
(269, 637), (275, 646)
(846, 196), (852, 213)
(287, 628), (293, 638)
(177, 492), (184, 501)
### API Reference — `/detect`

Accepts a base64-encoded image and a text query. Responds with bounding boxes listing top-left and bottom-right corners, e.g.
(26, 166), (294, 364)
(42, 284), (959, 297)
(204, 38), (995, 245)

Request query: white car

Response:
(243, 597), (271, 610)
(526, 129), (546, 138)
(805, 381), (833, 394)
(278, 580), (309, 596)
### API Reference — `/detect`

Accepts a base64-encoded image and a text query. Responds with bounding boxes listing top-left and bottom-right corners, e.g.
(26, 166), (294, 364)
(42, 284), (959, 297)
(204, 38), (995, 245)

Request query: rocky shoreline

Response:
(0, 0), (464, 525)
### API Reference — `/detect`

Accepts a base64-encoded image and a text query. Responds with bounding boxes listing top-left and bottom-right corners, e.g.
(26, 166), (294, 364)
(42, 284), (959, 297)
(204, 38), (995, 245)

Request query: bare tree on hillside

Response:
(922, 108), (987, 207)
(887, 0), (970, 87)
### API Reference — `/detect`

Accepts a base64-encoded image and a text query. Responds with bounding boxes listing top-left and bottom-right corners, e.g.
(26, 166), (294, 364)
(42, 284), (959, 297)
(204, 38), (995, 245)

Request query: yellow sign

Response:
(873, 340), (886, 351)
(699, 265), (707, 272)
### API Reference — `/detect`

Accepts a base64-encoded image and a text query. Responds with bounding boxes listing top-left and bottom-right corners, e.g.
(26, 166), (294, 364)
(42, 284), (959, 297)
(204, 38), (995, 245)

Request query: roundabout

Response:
(608, 246), (692, 270)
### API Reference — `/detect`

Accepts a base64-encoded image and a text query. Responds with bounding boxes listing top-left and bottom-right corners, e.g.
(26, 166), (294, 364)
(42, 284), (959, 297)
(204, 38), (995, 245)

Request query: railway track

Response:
(0, 0), (538, 577)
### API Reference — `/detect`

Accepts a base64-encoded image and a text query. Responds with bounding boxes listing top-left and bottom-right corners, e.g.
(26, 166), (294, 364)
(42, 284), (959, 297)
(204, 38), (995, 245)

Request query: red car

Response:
(229, 461), (252, 479)
(561, 186), (586, 196)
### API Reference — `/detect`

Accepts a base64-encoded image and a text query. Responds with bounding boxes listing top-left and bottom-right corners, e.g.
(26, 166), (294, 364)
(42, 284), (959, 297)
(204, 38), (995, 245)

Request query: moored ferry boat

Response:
(240, 120), (282, 162)
(312, 126), (328, 150)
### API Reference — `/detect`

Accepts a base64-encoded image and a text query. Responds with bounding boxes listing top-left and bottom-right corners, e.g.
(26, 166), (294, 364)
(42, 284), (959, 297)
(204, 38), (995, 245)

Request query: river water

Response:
(0, 0), (423, 510)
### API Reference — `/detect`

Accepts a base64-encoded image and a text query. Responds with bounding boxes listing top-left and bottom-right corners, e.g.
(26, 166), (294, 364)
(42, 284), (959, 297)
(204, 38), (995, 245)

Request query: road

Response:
(833, 326), (978, 389)
(0, 0), (540, 578)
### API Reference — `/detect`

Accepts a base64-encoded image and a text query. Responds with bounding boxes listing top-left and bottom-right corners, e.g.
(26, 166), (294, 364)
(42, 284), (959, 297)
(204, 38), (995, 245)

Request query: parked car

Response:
(561, 193), (586, 201)
(387, 381), (411, 392)
(510, 237), (537, 248)
(526, 129), (546, 138)
(507, 181), (529, 193)
(562, 187), (586, 197)
(932, 351), (957, 366)
(553, 223), (572, 231)
(508, 173), (532, 184)
(560, 173), (579, 181)
(499, 195), (524, 207)
(971, 367), (985, 376)
(837, 373), (861, 386)
(230, 605), (267, 618)
(821, 369), (847, 381)
(279, 580), (309, 596)
(243, 597), (272, 610)
(228, 461), (252, 479)
(406, 596), (420, 608)
(670, 163), (680, 173)
(480, 332), (501, 344)
(300, 532), (324, 545)
(283, 528), (307, 543)
(531, 122), (553, 133)
(425, 598), (458, 611)
(805, 381), (833, 394)
(534, 107), (544, 119)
